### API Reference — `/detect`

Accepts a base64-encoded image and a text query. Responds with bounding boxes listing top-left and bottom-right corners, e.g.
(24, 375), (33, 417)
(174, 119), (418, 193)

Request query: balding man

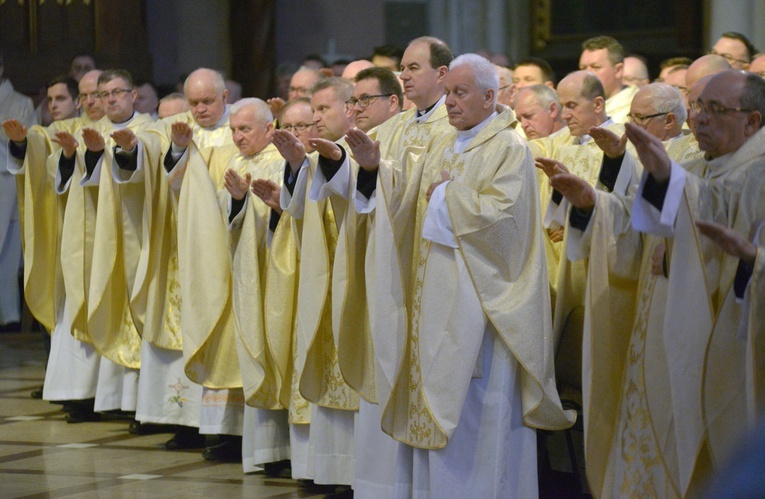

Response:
(77, 70), (105, 125)
(579, 36), (638, 123)
(340, 59), (374, 80)
(157, 92), (188, 119)
(685, 54), (732, 90)
(550, 82), (704, 496)
(628, 71), (765, 495)
(344, 53), (572, 497)
(711, 31), (757, 70)
(515, 85), (565, 140)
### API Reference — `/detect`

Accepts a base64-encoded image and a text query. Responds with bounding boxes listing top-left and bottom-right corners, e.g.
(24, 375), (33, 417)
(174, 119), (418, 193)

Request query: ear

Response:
(75, 99), (82, 111)
(222, 89), (229, 104)
(436, 65), (448, 83)
(548, 101), (559, 119)
(544, 81), (555, 90)
(745, 111), (762, 136)
(664, 112), (676, 130)
(130, 89), (137, 103)
(593, 96), (605, 114)
(485, 88), (495, 109)
(614, 61), (624, 79)
(389, 94), (401, 112)
(265, 120), (275, 139)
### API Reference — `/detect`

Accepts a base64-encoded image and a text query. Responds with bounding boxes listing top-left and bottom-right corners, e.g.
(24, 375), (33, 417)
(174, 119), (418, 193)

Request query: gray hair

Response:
(641, 82), (687, 124)
(230, 97), (273, 124)
(740, 72), (765, 129)
(450, 54), (499, 97)
(519, 84), (560, 111)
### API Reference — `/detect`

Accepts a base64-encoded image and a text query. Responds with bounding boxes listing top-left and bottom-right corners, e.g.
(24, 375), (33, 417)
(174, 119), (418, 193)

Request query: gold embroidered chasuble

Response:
(332, 104), (453, 406)
(291, 144), (358, 412)
(372, 108), (574, 450)
(226, 145), (292, 409)
(653, 127), (765, 496)
(574, 133), (704, 498)
(177, 142), (241, 389)
(84, 113), (153, 368)
(117, 117), (233, 354)
(12, 118), (83, 331)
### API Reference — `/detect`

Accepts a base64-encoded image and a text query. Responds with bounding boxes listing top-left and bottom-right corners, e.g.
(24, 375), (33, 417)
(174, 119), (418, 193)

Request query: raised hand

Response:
(52, 131), (79, 159)
(272, 129), (306, 171)
(267, 97), (286, 117)
(171, 121), (193, 149)
(696, 219), (757, 265)
(81, 127), (105, 152)
(624, 122), (671, 182)
(535, 157), (569, 178)
(224, 169), (252, 201)
(309, 138), (343, 161)
(589, 126), (628, 159)
(426, 170), (452, 202)
(251, 178), (282, 213)
(549, 173), (596, 211)
(345, 127), (380, 171)
(2, 119), (28, 143)
(111, 129), (138, 152)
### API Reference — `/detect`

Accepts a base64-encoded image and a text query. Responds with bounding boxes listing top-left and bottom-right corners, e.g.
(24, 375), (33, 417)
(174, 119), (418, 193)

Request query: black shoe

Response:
(31, 386), (43, 399)
(202, 436), (242, 462)
(165, 427), (206, 450)
(65, 410), (101, 423)
(129, 421), (174, 435)
(263, 459), (292, 478)
(324, 486), (353, 498)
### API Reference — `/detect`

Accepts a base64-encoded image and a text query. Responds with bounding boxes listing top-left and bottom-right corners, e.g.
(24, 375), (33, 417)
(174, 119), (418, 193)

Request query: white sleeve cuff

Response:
(281, 158), (309, 219)
(79, 154), (103, 187)
(631, 160), (687, 237)
(422, 181), (458, 248)
(113, 142), (144, 184)
(309, 153), (351, 202)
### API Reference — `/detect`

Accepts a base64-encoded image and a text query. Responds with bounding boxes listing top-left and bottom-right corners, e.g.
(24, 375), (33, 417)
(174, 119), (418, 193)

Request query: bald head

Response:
(686, 55), (732, 89)
(557, 70), (607, 137)
(184, 68), (228, 127)
(341, 60), (375, 80)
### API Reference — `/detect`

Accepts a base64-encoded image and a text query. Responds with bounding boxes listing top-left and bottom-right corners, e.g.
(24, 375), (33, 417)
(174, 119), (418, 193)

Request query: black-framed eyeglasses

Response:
(688, 100), (753, 116)
(345, 94), (392, 109)
(281, 123), (313, 133)
(709, 50), (749, 66)
(627, 112), (668, 124)
(98, 88), (133, 99)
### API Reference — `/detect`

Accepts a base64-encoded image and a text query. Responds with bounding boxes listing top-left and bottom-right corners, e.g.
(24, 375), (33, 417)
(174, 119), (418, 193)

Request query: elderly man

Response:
(77, 70), (105, 125)
(515, 84), (565, 140)
(513, 57), (556, 89)
(627, 71), (765, 496)
(334, 53), (573, 497)
(710, 31), (757, 70)
(340, 59), (375, 80)
(496, 65), (516, 108)
(549, 82), (704, 497)
(623, 55), (650, 87)
(749, 53), (765, 77)
(119, 68), (235, 456)
(579, 36), (638, 123)
(658, 57), (693, 81)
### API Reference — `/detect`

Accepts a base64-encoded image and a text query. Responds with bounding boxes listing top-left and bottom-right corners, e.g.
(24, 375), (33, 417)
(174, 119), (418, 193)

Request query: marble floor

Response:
(0, 331), (327, 499)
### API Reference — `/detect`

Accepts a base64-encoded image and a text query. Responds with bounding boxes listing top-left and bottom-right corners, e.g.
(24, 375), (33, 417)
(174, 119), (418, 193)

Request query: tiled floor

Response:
(0, 331), (326, 498)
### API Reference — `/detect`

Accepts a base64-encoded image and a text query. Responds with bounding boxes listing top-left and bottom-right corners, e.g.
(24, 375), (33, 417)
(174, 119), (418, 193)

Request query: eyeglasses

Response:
(345, 94), (392, 109)
(627, 112), (668, 125)
(98, 88), (133, 99)
(78, 91), (100, 101)
(688, 100), (753, 116)
(498, 84), (512, 91)
(281, 123), (313, 133)
(709, 50), (749, 67)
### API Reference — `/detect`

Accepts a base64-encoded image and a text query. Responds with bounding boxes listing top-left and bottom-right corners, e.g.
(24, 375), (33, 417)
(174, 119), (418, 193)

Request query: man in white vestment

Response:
(338, 53), (574, 498)
(0, 51), (36, 328)
(514, 85), (565, 140)
(579, 36), (638, 123)
(627, 70), (765, 495)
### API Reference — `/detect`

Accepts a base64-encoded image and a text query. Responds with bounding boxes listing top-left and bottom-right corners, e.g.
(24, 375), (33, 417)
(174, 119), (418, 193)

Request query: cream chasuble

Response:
(605, 85), (639, 124)
(227, 145), (291, 409)
(177, 143), (241, 389)
(742, 228), (765, 426)
(632, 127), (765, 495)
(569, 133), (704, 498)
(85, 113), (153, 368)
(373, 107), (574, 450)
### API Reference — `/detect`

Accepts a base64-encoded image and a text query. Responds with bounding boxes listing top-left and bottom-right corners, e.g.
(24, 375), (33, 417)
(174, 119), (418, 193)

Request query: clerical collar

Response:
(414, 95), (446, 124)
(111, 111), (138, 130)
(216, 105), (231, 128)
(577, 117), (614, 145)
(454, 111), (497, 154)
